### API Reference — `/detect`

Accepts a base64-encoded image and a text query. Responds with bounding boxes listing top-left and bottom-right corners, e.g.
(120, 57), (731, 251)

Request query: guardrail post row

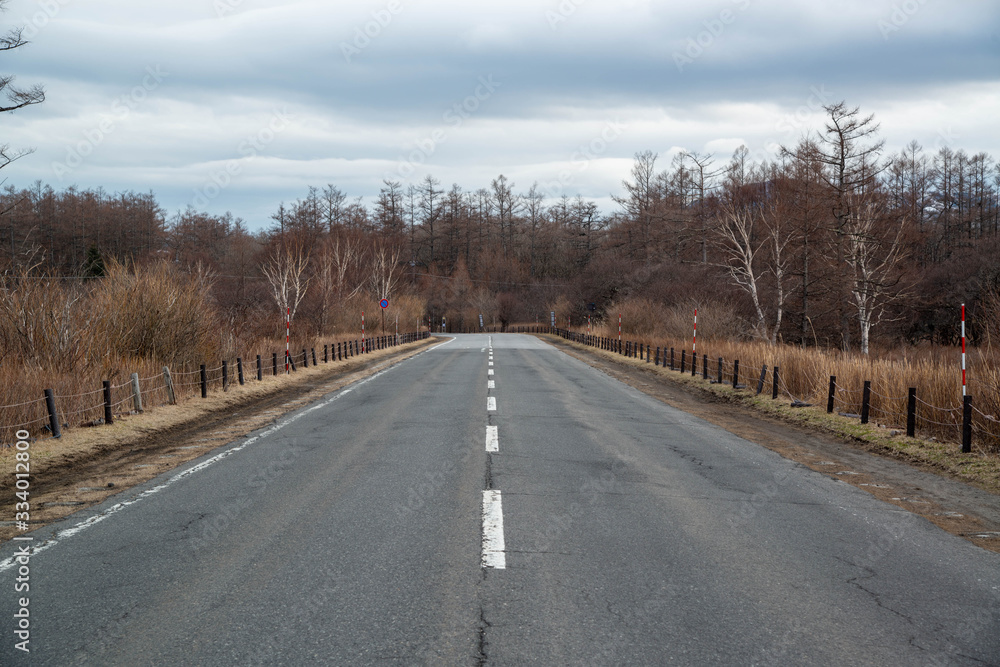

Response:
(962, 396), (973, 453)
(861, 380), (871, 424)
(201, 365), (208, 398)
(827, 376), (836, 414)
(163, 367), (176, 405)
(103, 380), (114, 424)
(44, 388), (61, 438)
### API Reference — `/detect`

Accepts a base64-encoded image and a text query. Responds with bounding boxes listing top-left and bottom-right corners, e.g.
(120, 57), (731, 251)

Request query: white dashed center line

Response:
(487, 397), (497, 411)
(486, 425), (499, 452)
(488, 369), (494, 376)
(482, 490), (506, 569)
(488, 380), (496, 389)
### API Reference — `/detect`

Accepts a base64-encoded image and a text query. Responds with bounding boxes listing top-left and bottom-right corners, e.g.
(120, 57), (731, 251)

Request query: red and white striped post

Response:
(618, 313), (622, 341)
(285, 306), (290, 373)
(961, 303), (967, 397)
(692, 308), (698, 359)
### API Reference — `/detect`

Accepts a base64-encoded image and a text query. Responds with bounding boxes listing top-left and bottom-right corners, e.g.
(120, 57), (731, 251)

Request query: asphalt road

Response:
(2, 333), (998, 665)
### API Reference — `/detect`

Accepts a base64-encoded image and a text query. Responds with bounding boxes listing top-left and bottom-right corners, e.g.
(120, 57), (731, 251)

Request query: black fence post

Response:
(44, 389), (61, 438)
(312, 348), (317, 365)
(324, 344), (328, 363)
(289, 351), (297, 371)
(772, 366), (779, 400)
(827, 376), (836, 414)
(272, 352), (278, 376)
(680, 350), (686, 374)
(237, 357), (245, 386)
(103, 380), (113, 425)
(703, 355), (708, 380)
(861, 380), (871, 424)
(756, 364), (767, 395)
(257, 354), (263, 381)
(692, 353), (697, 377)
(222, 360), (229, 391)
(670, 348), (675, 370)
(200, 365), (207, 398)
(906, 388), (916, 437)
(962, 395), (972, 453)
(655, 347), (660, 366)
(732, 360), (739, 389)
(717, 358), (723, 384)
(302, 349), (308, 368)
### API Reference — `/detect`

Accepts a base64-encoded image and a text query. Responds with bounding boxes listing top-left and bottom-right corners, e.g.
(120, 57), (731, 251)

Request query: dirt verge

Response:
(0, 338), (439, 545)
(543, 335), (1000, 554)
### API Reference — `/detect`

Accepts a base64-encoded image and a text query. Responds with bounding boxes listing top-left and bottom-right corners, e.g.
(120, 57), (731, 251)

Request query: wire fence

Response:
(549, 326), (1000, 455)
(0, 331), (430, 447)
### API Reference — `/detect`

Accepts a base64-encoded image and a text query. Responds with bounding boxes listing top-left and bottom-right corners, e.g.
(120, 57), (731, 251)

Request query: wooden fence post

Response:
(44, 389), (61, 438)
(163, 367), (176, 405)
(131, 372), (143, 412)
(103, 381), (113, 424)
(861, 380), (871, 424)
(237, 357), (245, 386)
(827, 376), (836, 414)
(772, 366), (779, 400)
(906, 388), (916, 437)
(962, 396), (973, 453)
(200, 365), (207, 398)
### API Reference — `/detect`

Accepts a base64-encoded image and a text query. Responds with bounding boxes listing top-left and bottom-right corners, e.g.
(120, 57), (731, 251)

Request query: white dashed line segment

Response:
(482, 490), (506, 569)
(486, 425), (499, 452)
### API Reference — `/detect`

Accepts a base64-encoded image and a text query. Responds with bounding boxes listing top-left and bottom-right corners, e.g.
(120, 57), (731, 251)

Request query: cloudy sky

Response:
(4, 0), (999, 229)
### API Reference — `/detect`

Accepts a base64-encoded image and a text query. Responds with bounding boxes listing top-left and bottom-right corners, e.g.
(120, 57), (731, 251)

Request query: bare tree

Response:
(262, 240), (311, 329)
(1, 1), (46, 171)
(712, 199), (792, 344)
(313, 234), (360, 335)
(843, 195), (908, 355)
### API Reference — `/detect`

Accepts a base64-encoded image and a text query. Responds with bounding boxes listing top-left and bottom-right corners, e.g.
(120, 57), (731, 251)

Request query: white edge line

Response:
(0, 347), (429, 571)
(482, 490), (506, 568)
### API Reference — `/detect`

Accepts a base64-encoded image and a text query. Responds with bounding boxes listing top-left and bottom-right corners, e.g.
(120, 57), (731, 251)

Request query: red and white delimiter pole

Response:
(692, 308), (698, 359)
(961, 303), (967, 397)
(618, 313), (622, 341)
(285, 306), (290, 373)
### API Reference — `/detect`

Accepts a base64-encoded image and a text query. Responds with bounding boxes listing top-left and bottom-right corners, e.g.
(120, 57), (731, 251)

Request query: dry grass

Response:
(569, 320), (1000, 456)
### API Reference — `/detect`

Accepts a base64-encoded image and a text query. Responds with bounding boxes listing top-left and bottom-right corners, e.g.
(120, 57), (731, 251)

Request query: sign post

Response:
(380, 298), (389, 340)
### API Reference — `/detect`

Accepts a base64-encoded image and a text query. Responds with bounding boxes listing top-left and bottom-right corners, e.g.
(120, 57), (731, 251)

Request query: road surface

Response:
(2, 333), (998, 665)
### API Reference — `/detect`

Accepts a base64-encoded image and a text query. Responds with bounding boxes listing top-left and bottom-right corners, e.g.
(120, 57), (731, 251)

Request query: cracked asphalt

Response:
(1, 333), (998, 665)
